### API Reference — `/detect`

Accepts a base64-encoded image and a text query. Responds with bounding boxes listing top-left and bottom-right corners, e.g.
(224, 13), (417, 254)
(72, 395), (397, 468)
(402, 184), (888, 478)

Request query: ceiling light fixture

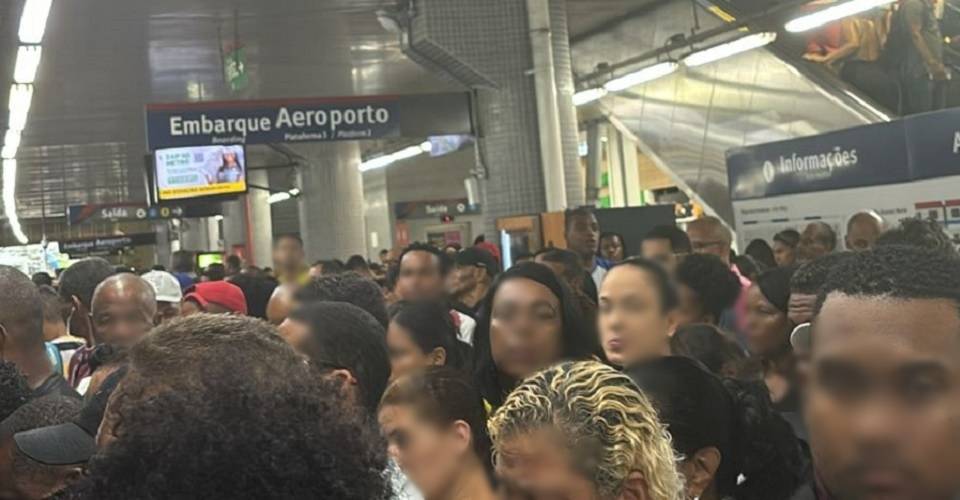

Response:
(572, 87), (607, 106)
(2, 159), (28, 244)
(603, 61), (679, 92)
(18, 0), (53, 44)
(785, 0), (895, 32)
(267, 187), (303, 205)
(358, 140), (433, 172)
(2, 130), (21, 159)
(684, 32), (777, 67)
(14, 45), (42, 84)
(8, 84), (34, 131)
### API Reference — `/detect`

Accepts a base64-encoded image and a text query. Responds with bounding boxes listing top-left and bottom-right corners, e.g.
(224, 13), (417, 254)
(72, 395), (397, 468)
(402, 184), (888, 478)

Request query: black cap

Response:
(454, 247), (498, 277)
(14, 366), (128, 466)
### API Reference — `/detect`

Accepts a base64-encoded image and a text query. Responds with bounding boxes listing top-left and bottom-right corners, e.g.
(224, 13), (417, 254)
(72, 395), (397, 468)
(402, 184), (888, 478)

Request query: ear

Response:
(450, 420), (473, 453)
(682, 447), (722, 500)
(427, 347), (447, 367)
(665, 310), (680, 338)
(330, 368), (358, 387)
(617, 471), (651, 500)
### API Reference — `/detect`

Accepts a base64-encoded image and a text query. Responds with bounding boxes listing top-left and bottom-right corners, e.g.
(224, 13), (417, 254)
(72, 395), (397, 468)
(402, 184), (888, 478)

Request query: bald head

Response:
(845, 211), (884, 252)
(90, 274), (157, 347)
(686, 216), (733, 265)
(0, 265), (42, 350)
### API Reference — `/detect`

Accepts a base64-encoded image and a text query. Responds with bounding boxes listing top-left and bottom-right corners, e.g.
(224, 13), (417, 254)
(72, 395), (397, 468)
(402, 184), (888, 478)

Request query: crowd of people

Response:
(1, 207), (959, 500)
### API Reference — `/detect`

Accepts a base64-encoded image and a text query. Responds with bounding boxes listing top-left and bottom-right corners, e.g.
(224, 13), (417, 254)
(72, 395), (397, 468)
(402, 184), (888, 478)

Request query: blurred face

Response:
(566, 214), (600, 260)
(687, 224), (730, 265)
(489, 278), (564, 382)
(807, 295), (960, 500)
(91, 293), (154, 347)
(799, 224), (833, 262)
(379, 404), (472, 499)
(675, 283), (711, 326)
(496, 429), (602, 500)
(448, 264), (482, 298)
(387, 321), (443, 382)
(599, 235), (624, 263)
(155, 301), (180, 325)
(273, 238), (305, 271)
(846, 218), (882, 252)
(599, 265), (674, 367)
(397, 251), (446, 302)
(773, 240), (797, 267)
(743, 285), (791, 358)
(641, 238), (678, 274)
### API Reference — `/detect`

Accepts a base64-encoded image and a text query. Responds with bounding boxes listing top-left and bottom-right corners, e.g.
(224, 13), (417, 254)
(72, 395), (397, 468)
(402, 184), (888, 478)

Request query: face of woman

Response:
(387, 321), (438, 382)
(675, 283), (710, 326)
(379, 404), (470, 499)
(600, 236), (624, 263)
(496, 429), (602, 500)
(773, 241), (795, 267)
(599, 266), (674, 367)
(490, 278), (564, 382)
(743, 285), (791, 358)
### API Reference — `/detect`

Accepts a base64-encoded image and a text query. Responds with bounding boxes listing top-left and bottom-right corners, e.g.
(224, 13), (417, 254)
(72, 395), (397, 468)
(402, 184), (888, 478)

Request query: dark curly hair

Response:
(875, 218), (957, 257)
(627, 357), (805, 500)
(675, 254), (742, 322)
(295, 272), (389, 327)
(790, 252), (855, 295)
(61, 314), (390, 500)
(0, 360), (32, 422)
(399, 243), (451, 275)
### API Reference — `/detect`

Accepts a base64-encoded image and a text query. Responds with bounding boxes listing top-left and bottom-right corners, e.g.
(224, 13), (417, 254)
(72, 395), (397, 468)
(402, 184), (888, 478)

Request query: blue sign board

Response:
(146, 96), (401, 150)
(904, 107), (960, 181)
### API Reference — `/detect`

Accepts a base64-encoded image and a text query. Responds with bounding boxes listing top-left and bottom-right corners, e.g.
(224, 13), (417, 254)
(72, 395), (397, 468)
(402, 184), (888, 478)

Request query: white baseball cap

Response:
(142, 270), (183, 303)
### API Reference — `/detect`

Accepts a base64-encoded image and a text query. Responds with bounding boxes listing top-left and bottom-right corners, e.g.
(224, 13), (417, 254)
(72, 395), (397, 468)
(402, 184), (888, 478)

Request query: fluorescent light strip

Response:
(8, 84), (34, 131)
(18, 0), (53, 44)
(267, 188), (303, 205)
(3, 159), (28, 244)
(2, 130), (21, 159)
(786, 0), (895, 33)
(358, 140), (433, 172)
(572, 87), (607, 106)
(14, 45), (42, 84)
(604, 61), (679, 92)
(684, 32), (777, 67)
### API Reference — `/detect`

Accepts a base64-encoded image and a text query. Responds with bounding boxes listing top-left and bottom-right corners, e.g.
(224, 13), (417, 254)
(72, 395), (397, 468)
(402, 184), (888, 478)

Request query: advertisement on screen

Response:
(154, 145), (247, 201)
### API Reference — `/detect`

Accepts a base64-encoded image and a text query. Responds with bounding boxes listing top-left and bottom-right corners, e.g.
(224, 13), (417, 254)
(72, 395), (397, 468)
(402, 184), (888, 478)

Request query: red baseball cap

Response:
(183, 281), (248, 315)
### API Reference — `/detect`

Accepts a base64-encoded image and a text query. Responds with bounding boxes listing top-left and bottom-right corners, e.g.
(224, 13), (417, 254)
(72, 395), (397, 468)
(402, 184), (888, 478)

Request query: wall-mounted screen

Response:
(153, 145), (247, 201)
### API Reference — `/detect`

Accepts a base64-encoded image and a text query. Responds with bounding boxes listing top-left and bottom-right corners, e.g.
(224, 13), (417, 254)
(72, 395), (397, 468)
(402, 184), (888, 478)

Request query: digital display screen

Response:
(153, 145), (247, 201)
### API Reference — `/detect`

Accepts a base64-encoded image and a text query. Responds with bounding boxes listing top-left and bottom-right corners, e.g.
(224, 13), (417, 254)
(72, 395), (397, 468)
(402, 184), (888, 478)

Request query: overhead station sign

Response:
(145, 96), (401, 150)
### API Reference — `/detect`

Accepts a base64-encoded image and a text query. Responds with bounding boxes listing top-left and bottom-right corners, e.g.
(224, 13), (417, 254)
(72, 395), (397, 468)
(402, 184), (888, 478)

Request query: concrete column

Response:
(178, 217), (219, 252)
(221, 200), (246, 254)
(362, 168), (392, 260)
(245, 169), (274, 267)
(292, 142), (366, 262)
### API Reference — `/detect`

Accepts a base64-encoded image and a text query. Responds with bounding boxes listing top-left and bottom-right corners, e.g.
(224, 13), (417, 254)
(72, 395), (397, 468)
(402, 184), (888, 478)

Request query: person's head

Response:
(379, 367), (491, 499)
(641, 225), (692, 274)
(599, 232), (626, 263)
(140, 270), (183, 325)
(283, 302), (390, 416)
(90, 274), (157, 348)
(309, 259), (346, 279)
(798, 221), (837, 263)
(807, 246), (960, 500)
(534, 248), (587, 291)
(772, 229), (801, 267)
(387, 301), (468, 381)
(202, 263), (226, 282)
(181, 281), (248, 316)
(599, 258), (679, 368)
(669, 324), (757, 379)
(76, 314), (390, 499)
(0, 396), (82, 500)
(0, 360), (30, 422)
(272, 233), (305, 272)
(876, 217), (958, 257)
(686, 217), (732, 265)
(744, 239), (776, 271)
(396, 243), (451, 302)
(171, 250), (195, 274)
(295, 272), (389, 327)
(744, 267), (795, 359)
(226, 273), (278, 320)
(674, 254), (742, 326)
(788, 252), (854, 326)
(448, 247), (498, 301)
(627, 357), (804, 500)
(265, 283), (296, 325)
(0, 266), (45, 368)
(38, 285), (67, 342)
(224, 254), (242, 276)
(30, 273), (52, 288)
(513, 251), (534, 265)
(490, 361), (683, 500)
(564, 207), (601, 261)
(345, 255), (371, 275)
(379, 249), (390, 264)
(58, 258), (115, 341)
(845, 211), (884, 252)
(472, 262), (596, 407)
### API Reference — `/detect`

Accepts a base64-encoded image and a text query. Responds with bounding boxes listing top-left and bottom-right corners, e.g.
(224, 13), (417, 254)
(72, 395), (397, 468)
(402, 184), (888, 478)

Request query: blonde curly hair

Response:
(488, 361), (684, 500)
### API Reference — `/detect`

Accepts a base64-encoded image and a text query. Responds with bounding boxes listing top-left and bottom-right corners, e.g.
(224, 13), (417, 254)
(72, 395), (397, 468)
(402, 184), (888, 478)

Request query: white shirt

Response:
(591, 265), (608, 290)
(453, 310), (476, 345)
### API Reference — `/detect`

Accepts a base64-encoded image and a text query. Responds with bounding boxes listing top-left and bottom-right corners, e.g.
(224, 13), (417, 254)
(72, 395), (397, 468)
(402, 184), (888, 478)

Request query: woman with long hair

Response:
(387, 301), (471, 381)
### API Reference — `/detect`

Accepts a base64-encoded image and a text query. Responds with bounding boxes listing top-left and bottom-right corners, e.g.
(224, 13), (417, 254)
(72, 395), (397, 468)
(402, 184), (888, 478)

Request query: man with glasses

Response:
(640, 225), (692, 275)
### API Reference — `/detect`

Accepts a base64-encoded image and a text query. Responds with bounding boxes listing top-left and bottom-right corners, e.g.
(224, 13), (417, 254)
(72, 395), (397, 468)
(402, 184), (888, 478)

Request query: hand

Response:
(803, 53), (826, 63)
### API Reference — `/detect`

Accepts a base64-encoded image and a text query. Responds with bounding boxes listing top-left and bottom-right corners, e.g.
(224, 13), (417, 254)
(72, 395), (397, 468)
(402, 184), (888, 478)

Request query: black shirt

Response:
(33, 373), (81, 400)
